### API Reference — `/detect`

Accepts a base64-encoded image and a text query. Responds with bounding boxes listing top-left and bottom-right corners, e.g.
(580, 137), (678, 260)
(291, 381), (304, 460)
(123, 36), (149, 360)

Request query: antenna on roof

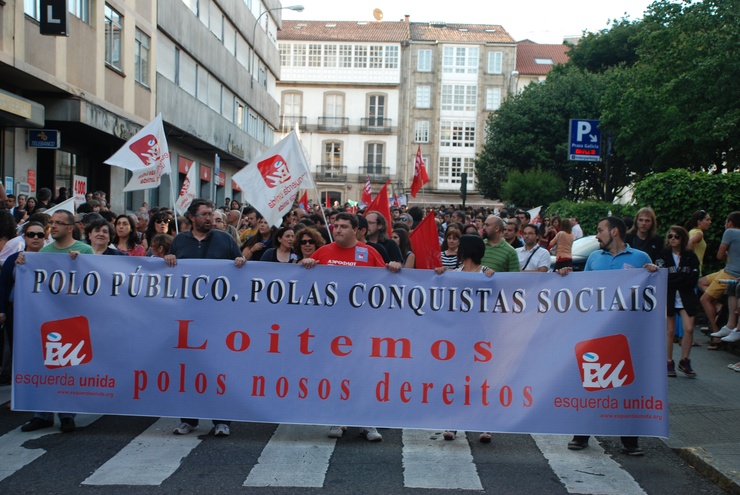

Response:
(373, 8), (383, 21)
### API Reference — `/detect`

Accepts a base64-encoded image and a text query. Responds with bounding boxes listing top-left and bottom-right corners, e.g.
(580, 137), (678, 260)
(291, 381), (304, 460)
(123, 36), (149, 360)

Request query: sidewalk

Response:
(664, 334), (740, 494)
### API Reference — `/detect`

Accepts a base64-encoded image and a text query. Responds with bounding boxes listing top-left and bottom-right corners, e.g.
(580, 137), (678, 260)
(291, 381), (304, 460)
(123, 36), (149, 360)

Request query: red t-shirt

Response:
(311, 241), (385, 267)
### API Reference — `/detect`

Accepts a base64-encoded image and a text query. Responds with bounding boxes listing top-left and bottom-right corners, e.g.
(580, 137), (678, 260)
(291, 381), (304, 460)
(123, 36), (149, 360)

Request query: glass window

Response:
(369, 45), (383, 68)
(441, 85), (477, 112)
(443, 46), (479, 74)
(309, 44), (322, 67)
(416, 86), (431, 108)
(324, 45), (337, 67)
(417, 49), (432, 72)
(354, 45), (367, 68)
(293, 44), (306, 67)
(324, 142), (342, 167)
(324, 93), (344, 118)
(209, 3), (223, 41)
(486, 88), (501, 110)
(104, 5), (123, 71)
(208, 75), (221, 113)
(487, 51), (503, 74)
(384, 46), (399, 69)
(179, 52), (197, 96)
(368, 94), (385, 125)
(440, 121), (476, 148)
(69, 0), (90, 23)
(222, 89), (234, 122)
(224, 20), (236, 55)
(279, 43), (291, 66)
(438, 157), (475, 185)
(157, 33), (176, 82)
(196, 65), (208, 103)
(339, 45), (352, 67)
(414, 121), (430, 143)
(24, 0), (40, 20)
(282, 92), (302, 116)
(366, 143), (384, 174)
(134, 29), (151, 86)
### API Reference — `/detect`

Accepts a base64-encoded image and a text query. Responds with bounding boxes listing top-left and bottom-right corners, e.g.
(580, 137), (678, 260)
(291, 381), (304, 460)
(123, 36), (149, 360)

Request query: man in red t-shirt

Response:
(300, 212), (400, 442)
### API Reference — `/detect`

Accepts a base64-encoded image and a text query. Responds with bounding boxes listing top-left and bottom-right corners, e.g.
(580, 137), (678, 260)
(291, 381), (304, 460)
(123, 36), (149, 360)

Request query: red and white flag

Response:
(298, 190), (309, 211)
(410, 146), (429, 198)
(174, 161), (198, 215)
(232, 131), (315, 228)
(104, 113), (172, 191)
(361, 176), (372, 204)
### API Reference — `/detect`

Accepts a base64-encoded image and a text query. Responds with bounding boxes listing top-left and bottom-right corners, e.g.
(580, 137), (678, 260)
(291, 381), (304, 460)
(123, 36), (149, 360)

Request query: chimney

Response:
(404, 15), (410, 23)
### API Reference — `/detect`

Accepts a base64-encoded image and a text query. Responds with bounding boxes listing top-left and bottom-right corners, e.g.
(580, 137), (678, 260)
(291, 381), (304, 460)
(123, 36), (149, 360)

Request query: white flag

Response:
(174, 161), (198, 215)
(104, 113), (172, 191)
(232, 132), (315, 228)
(43, 197), (76, 216)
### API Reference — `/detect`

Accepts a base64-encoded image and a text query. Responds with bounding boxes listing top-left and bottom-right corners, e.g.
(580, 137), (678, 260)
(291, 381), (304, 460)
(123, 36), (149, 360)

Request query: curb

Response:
(673, 446), (740, 495)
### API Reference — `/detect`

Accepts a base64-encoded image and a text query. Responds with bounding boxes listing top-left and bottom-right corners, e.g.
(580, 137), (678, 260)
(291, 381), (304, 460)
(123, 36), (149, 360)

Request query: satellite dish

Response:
(373, 8), (383, 21)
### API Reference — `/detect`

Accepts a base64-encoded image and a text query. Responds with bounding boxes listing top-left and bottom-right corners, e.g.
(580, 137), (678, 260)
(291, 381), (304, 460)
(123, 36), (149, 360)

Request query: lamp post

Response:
(250, 4), (304, 88)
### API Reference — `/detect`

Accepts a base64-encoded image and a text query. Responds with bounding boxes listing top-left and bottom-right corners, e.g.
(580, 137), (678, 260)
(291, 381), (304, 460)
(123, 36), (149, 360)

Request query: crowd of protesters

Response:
(0, 186), (739, 454)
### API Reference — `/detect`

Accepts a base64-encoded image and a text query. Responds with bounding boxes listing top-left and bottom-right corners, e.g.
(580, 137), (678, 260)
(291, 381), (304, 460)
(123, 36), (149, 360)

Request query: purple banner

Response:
(13, 254), (668, 437)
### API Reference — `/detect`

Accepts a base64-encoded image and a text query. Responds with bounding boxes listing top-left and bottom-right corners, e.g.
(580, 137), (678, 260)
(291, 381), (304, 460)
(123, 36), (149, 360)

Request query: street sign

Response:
(39, 0), (69, 36)
(568, 119), (601, 162)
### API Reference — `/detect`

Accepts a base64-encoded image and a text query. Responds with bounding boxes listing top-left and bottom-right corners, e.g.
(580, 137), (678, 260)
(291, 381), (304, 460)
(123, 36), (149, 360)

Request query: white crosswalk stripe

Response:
(0, 414), (101, 482)
(244, 424), (336, 487)
(82, 417), (201, 486)
(402, 429), (483, 490)
(532, 434), (647, 495)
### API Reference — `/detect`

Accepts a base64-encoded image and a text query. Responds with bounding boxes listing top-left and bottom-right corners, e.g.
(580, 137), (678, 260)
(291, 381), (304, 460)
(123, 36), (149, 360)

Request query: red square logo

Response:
(129, 134), (159, 167)
(574, 334), (634, 391)
(257, 155), (291, 188)
(40, 316), (93, 369)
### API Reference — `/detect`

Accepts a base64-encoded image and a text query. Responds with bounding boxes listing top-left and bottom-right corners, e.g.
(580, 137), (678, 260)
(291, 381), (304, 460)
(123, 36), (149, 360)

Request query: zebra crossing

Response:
(0, 409), (666, 494)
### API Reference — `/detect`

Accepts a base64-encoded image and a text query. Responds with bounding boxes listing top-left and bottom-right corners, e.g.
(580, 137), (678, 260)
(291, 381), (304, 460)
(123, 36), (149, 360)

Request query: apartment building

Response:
(0, 0), (284, 211)
(277, 18), (517, 206)
(512, 41), (569, 93)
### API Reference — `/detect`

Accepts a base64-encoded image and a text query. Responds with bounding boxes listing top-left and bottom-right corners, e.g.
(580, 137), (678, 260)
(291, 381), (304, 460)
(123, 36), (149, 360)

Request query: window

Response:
(414, 121), (430, 143)
(309, 44), (322, 67)
(224, 20), (236, 55)
(486, 88), (501, 110)
(441, 85), (477, 112)
(324, 45), (337, 67)
(440, 121), (476, 148)
(416, 86), (431, 108)
(438, 157), (475, 185)
(339, 45), (352, 67)
(157, 33), (176, 82)
(366, 143), (384, 174)
(208, 75), (221, 113)
(324, 93), (344, 120)
(24, 0), (40, 19)
(279, 43), (291, 66)
(293, 44), (306, 66)
(222, 89), (234, 122)
(104, 5), (123, 71)
(179, 51), (196, 96)
(417, 49), (432, 72)
(487, 51), (503, 74)
(209, 3), (223, 41)
(443, 46), (479, 74)
(354, 45), (367, 68)
(384, 46), (399, 69)
(368, 95), (385, 126)
(69, 0), (90, 23)
(196, 65), (208, 103)
(369, 46), (383, 68)
(235, 99), (246, 130)
(283, 92), (302, 116)
(134, 29), (151, 86)
(324, 142), (342, 168)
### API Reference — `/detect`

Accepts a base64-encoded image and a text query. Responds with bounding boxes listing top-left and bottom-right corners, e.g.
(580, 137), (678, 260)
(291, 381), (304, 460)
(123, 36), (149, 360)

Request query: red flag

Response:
(410, 146), (430, 198)
(361, 176), (372, 204)
(298, 191), (309, 211)
(409, 210), (442, 269)
(392, 194), (399, 207)
(326, 194), (331, 208)
(364, 180), (392, 237)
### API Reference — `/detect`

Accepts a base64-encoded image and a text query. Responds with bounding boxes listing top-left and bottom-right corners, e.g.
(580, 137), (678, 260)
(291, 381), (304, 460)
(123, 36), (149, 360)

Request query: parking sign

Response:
(569, 119), (601, 162)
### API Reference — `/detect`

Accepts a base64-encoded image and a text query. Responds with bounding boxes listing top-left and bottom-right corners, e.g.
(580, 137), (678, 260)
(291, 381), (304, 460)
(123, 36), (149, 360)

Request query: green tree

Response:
(566, 18), (643, 73)
(500, 168), (566, 209)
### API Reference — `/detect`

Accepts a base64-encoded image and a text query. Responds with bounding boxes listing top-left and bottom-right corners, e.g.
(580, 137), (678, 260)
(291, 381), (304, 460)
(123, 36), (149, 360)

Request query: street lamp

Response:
(250, 4), (304, 88)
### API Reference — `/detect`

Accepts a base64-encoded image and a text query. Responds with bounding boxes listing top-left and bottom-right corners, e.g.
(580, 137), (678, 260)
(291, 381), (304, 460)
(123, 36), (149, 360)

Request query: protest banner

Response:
(13, 255), (668, 437)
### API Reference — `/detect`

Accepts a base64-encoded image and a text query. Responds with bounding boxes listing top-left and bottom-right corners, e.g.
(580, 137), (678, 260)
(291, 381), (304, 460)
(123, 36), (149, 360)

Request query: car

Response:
(549, 235), (600, 272)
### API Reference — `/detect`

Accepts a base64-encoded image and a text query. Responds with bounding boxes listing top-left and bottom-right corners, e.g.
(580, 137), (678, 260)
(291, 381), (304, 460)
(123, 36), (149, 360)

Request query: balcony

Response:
(360, 117), (392, 134)
(364, 166), (391, 182)
(279, 115), (307, 133)
(318, 117), (349, 133)
(315, 165), (348, 182)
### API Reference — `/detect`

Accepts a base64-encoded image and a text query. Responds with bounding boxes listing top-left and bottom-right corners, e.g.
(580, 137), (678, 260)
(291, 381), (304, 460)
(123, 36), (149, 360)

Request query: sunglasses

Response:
(155, 218), (169, 224)
(25, 231), (45, 239)
(667, 234), (681, 239)
(400, 217), (408, 221)
(300, 239), (316, 245)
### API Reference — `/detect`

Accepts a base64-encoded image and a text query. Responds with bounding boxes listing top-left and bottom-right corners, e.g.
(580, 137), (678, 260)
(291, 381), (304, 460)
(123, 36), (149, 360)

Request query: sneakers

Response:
(360, 427), (383, 442)
(721, 329), (740, 342)
(443, 430), (457, 440)
(327, 426), (346, 438)
(213, 424), (230, 437)
(60, 417), (76, 433)
(667, 360), (676, 377)
(623, 445), (645, 456)
(21, 417), (54, 432)
(710, 326), (735, 338)
(567, 438), (588, 450)
(173, 422), (198, 435)
(479, 432), (492, 443)
(678, 358), (696, 377)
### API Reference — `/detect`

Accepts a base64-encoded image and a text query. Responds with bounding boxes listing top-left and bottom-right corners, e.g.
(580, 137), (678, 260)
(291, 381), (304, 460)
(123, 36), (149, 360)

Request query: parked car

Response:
(549, 235), (600, 272)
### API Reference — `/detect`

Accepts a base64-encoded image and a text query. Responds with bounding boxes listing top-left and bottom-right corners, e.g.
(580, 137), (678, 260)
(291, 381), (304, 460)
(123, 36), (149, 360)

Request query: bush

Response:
(501, 168), (566, 210)
(544, 200), (637, 236)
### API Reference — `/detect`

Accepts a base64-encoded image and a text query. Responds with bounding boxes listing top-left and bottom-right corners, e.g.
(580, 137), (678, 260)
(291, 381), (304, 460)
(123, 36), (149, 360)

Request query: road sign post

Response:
(568, 119), (601, 162)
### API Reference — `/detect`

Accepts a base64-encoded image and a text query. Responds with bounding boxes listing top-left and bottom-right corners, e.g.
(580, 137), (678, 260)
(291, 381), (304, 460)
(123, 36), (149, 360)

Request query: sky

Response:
(281, 0), (655, 44)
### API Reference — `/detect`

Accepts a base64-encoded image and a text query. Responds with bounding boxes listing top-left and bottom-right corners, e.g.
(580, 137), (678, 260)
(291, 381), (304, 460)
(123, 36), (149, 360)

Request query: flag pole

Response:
(169, 168), (179, 236)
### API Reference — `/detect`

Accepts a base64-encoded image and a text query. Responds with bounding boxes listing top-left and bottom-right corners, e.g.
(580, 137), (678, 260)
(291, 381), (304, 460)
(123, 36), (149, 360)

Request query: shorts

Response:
(704, 270), (732, 299)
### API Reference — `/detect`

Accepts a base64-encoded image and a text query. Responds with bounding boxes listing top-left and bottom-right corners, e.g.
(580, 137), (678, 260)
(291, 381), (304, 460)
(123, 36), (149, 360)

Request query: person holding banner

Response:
(242, 216), (276, 261)
(561, 216), (658, 456)
(113, 215), (146, 257)
(300, 212), (400, 442)
(165, 199), (246, 437)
